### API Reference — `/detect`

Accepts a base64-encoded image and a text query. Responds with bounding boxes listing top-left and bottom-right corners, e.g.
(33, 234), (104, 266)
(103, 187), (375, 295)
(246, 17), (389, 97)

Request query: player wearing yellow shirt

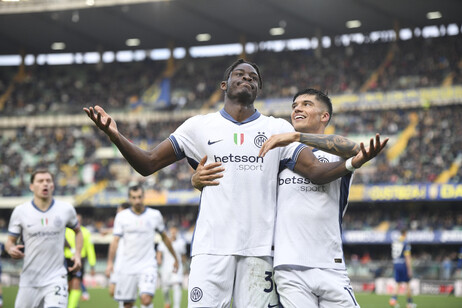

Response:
(65, 214), (96, 308)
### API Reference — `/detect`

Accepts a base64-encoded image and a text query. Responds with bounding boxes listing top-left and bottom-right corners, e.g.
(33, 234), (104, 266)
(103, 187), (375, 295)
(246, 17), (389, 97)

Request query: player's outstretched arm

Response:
(68, 226), (83, 273)
(295, 134), (388, 184)
(5, 235), (24, 259)
(259, 132), (360, 159)
(191, 155), (225, 191)
(84, 105), (177, 176)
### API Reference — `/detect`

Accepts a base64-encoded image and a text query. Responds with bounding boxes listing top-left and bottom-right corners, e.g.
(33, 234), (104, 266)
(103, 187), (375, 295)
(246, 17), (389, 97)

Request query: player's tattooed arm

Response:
(259, 132), (359, 159)
(299, 133), (360, 159)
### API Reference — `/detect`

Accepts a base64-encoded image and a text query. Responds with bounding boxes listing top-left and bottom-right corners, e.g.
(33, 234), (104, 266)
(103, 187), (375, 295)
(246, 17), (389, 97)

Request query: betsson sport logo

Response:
(279, 155), (329, 192)
(212, 132), (268, 171)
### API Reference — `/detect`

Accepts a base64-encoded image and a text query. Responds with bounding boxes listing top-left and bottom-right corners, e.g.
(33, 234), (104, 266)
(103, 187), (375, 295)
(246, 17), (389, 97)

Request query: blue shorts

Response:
(393, 263), (410, 282)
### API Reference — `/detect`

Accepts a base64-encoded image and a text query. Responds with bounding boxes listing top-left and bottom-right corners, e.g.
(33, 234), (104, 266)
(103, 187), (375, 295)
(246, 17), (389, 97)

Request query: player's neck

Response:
(223, 101), (256, 123)
(33, 196), (53, 211)
(132, 205), (145, 215)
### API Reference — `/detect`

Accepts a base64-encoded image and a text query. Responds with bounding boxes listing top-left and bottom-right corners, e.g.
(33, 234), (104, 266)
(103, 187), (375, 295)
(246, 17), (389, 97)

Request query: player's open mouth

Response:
(294, 115), (306, 120)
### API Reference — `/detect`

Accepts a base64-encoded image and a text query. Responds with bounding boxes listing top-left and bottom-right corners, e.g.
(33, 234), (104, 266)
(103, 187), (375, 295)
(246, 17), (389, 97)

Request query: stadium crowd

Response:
(1, 104), (461, 197)
(0, 36), (461, 116)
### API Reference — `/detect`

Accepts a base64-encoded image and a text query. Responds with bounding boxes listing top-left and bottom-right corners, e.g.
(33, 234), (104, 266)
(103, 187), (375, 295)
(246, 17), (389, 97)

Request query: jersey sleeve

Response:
(8, 206), (22, 237)
(277, 118), (308, 171)
(154, 211), (166, 234)
(168, 116), (202, 161)
(113, 213), (123, 237)
(66, 205), (79, 229)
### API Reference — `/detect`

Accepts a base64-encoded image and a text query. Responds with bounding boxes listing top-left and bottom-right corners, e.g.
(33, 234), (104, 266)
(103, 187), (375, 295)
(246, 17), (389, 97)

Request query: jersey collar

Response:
(31, 199), (55, 213)
(219, 108), (261, 125)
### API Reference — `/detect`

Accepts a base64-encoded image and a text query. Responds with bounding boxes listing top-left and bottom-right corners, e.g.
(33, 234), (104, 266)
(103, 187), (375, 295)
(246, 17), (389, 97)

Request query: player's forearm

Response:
(74, 230), (83, 259)
(295, 149), (350, 184)
(5, 236), (16, 255)
(299, 133), (360, 159)
(107, 240), (118, 264)
(112, 135), (176, 176)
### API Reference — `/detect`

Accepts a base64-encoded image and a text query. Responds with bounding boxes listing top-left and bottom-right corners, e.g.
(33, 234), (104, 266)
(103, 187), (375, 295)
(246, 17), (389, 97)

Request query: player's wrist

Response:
(345, 157), (358, 172)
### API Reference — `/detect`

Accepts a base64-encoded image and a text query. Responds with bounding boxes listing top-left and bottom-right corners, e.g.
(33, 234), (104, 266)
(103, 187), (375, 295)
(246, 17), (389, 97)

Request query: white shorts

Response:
(274, 266), (360, 308)
(15, 276), (68, 308)
(114, 268), (158, 303)
(187, 254), (280, 308)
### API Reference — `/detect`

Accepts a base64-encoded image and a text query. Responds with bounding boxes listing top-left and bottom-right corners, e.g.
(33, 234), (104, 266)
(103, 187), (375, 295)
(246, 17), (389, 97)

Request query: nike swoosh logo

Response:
(208, 139), (223, 145)
(268, 304), (280, 308)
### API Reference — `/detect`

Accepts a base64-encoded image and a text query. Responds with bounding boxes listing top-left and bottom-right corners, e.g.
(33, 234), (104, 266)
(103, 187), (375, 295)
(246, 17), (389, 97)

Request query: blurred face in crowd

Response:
(129, 187), (145, 214)
(30, 171), (54, 201)
(222, 63), (259, 104)
(291, 94), (330, 134)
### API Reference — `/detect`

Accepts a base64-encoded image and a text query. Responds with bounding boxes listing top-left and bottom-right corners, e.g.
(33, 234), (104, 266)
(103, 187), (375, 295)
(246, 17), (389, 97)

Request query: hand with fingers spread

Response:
(259, 132), (300, 157)
(83, 105), (119, 141)
(192, 155), (225, 191)
(350, 133), (389, 169)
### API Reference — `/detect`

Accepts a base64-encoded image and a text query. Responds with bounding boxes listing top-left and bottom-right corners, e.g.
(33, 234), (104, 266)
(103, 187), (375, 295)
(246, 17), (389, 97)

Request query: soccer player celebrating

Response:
(106, 185), (178, 308)
(6, 169), (83, 308)
(85, 59), (387, 307)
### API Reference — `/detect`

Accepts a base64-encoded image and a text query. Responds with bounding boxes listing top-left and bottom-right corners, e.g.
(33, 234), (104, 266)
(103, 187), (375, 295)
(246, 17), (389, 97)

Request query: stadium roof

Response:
(0, 0), (461, 56)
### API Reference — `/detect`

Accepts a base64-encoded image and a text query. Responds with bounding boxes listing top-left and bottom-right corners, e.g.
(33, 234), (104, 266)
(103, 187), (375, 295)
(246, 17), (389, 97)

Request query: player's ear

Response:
(220, 81), (228, 91)
(321, 111), (330, 124)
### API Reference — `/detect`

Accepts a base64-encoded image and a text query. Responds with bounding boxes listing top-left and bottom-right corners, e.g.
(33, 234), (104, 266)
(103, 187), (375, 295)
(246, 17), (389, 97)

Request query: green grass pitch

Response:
(3, 287), (462, 307)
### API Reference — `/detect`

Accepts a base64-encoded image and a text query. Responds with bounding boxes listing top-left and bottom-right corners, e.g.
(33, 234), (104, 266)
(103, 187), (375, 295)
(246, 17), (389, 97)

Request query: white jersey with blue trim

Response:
(7, 199), (79, 287)
(169, 109), (305, 257)
(113, 207), (165, 274)
(274, 150), (353, 270)
(158, 237), (187, 277)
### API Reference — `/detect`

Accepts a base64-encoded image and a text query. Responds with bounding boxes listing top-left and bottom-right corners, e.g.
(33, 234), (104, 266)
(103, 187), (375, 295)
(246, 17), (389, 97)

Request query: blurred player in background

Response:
(85, 59), (386, 307)
(389, 229), (416, 308)
(5, 169), (82, 308)
(106, 185), (178, 308)
(156, 225), (187, 308)
(108, 201), (131, 304)
(64, 214), (96, 308)
(193, 88), (375, 307)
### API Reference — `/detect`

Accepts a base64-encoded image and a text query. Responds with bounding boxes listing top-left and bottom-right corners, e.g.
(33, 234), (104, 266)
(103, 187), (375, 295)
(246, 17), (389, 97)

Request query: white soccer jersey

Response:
(274, 150), (353, 270)
(169, 109), (305, 257)
(158, 237), (187, 281)
(8, 199), (79, 287)
(113, 207), (165, 274)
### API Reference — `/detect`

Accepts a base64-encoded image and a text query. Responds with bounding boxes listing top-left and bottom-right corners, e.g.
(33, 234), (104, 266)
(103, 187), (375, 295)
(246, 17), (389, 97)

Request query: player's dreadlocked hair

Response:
(223, 58), (263, 89)
(292, 88), (333, 125)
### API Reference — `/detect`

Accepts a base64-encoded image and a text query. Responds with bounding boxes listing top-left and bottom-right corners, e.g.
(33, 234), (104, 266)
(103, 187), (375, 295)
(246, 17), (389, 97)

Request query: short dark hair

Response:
(293, 88), (333, 125)
(128, 184), (144, 196)
(30, 169), (54, 184)
(223, 58), (263, 89)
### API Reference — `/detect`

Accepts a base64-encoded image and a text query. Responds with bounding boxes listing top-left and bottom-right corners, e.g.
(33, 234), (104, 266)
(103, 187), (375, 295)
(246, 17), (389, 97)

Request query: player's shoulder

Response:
(263, 115), (294, 131)
(146, 207), (162, 217)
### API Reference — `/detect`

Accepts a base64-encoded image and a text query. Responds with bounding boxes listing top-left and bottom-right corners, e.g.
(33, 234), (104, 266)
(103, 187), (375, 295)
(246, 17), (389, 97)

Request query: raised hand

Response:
(351, 134), (389, 168)
(191, 155), (225, 191)
(83, 105), (119, 140)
